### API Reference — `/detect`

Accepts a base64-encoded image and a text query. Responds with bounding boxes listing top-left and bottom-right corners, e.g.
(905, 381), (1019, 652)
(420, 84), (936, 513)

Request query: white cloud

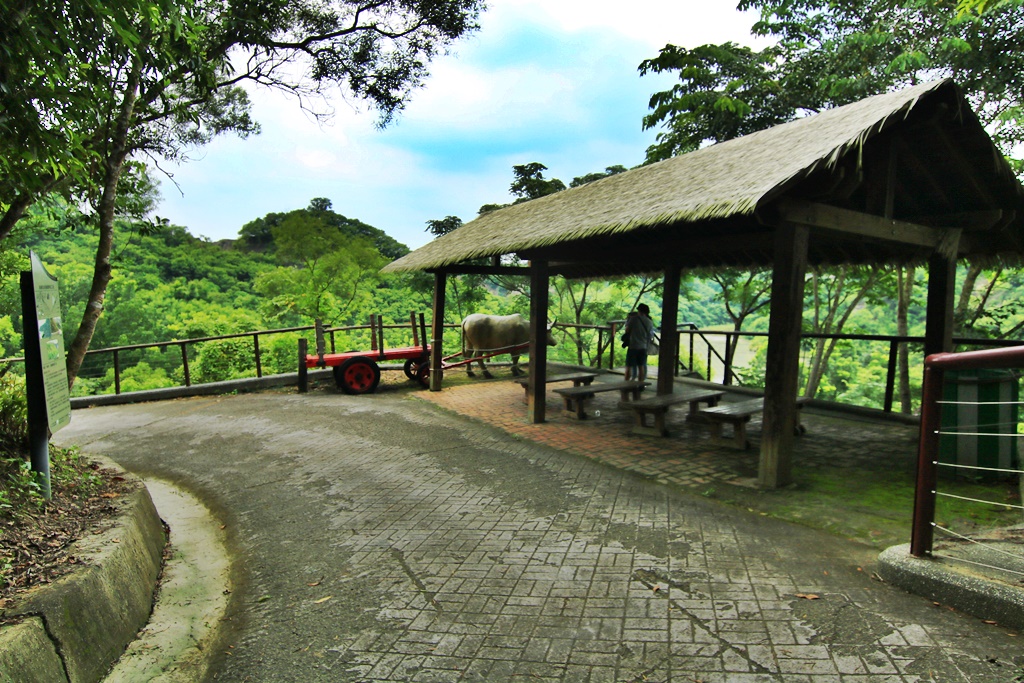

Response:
(156, 0), (763, 249)
(489, 0), (765, 49)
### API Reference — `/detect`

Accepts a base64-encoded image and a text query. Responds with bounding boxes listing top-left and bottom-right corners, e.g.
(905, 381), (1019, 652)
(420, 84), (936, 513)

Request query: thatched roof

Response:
(384, 79), (1024, 275)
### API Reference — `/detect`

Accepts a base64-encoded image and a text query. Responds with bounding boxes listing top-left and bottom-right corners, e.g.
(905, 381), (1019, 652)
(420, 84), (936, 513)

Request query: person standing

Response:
(623, 303), (654, 383)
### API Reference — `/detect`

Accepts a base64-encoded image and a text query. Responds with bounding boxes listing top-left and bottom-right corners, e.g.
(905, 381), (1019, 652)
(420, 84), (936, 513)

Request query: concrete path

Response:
(55, 390), (1022, 682)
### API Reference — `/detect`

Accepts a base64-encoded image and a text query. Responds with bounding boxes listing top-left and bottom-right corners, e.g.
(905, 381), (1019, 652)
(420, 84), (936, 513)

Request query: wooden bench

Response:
(698, 397), (808, 449)
(553, 381), (649, 420)
(516, 371), (598, 402)
(618, 388), (725, 437)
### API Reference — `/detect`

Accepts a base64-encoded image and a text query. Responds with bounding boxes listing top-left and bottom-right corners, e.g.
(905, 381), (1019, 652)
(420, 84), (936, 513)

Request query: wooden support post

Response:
(657, 265), (681, 396)
(430, 271), (447, 391)
(759, 223), (809, 489)
(527, 259), (550, 423)
(298, 338), (308, 393)
(925, 251), (957, 358)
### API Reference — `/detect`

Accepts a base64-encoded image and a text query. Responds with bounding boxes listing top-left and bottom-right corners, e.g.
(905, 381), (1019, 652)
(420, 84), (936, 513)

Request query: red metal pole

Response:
(911, 362), (944, 557)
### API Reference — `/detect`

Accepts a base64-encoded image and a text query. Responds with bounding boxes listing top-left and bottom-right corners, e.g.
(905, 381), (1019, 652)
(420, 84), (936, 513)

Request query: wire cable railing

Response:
(911, 346), (1024, 580)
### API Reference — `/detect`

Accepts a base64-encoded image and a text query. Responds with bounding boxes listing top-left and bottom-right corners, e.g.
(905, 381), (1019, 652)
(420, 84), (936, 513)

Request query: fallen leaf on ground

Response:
(794, 593), (820, 600)
(314, 596), (332, 604)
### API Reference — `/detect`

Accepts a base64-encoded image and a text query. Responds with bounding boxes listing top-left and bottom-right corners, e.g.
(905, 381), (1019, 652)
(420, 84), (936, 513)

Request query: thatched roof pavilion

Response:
(385, 79), (1024, 488)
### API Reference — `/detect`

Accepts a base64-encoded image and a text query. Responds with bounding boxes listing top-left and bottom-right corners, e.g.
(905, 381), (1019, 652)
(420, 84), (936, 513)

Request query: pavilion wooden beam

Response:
(527, 259), (550, 423)
(759, 222), (809, 489)
(910, 209), (1005, 231)
(657, 265), (682, 395)
(522, 232), (776, 276)
(776, 199), (952, 249)
(429, 270), (447, 391)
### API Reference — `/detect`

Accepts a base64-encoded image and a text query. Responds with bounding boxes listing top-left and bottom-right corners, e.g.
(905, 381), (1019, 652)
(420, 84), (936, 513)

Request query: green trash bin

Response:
(938, 369), (1020, 481)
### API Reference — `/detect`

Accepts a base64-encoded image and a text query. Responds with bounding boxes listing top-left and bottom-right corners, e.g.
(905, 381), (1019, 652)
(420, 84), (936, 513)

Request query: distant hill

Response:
(236, 197), (409, 261)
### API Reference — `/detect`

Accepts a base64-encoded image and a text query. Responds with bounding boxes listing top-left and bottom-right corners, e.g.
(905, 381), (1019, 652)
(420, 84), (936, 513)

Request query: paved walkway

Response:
(419, 374), (920, 489)
(55, 385), (1022, 682)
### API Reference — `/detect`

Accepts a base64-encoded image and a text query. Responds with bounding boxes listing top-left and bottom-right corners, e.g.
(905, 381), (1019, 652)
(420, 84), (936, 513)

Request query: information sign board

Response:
(28, 252), (71, 433)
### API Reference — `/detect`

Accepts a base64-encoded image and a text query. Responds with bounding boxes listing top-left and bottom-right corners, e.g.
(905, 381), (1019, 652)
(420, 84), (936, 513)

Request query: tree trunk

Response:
(803, 266), (878, 399)
(0, 192), (38, 242)
(64, 53), (143, 387)
(955, 262), (982, 331)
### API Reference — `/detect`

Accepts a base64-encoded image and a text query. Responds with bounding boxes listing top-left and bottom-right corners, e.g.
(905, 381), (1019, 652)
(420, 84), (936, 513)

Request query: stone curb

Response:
(0, 461), (166, 683)
(68, 371), (322, 409)
(877, 543), (1024, 632)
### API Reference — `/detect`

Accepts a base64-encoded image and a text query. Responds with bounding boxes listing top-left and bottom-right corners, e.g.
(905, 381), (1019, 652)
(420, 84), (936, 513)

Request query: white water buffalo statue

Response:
(462, 313), (557, 378)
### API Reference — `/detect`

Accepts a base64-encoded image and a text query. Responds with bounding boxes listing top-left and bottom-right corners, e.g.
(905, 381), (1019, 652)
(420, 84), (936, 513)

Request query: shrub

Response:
(0, 374), (28, 457)
(261, 333), (304, 375)
(192, 338), (256, 383)
(100, 361), (177, 394)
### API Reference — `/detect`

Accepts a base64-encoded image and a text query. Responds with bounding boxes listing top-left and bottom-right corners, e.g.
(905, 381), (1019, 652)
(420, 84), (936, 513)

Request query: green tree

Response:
(639, 0), (1024, 170)
(802, 265), (881, 398)
(254, 214), (386, 325)
(510, 163), (567, 202)
(570, 165), (628, 188)
(710, 270), (772, 380)
(425, 216), (464, 238)
(241, 199), (410, 260)
(639, 43), (793, 161)
(3, 0), (482, 385)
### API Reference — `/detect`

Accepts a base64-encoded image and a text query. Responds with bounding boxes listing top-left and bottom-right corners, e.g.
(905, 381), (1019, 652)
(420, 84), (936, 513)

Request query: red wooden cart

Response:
(303, 314), (431, 394)
(300, 314), (532, 394)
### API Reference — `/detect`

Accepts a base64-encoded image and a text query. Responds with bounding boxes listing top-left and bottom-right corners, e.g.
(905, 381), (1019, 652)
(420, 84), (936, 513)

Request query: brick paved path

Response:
(418, 374), (920, 489)
(56, 388), (1021, 682)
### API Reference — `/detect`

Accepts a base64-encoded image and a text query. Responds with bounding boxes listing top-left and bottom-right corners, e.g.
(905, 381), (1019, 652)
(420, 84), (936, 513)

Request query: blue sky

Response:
(155, 0), (765, 251)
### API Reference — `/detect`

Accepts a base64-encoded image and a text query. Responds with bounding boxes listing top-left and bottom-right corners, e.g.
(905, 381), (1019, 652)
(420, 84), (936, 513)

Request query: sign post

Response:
(20, 252), (71, 499)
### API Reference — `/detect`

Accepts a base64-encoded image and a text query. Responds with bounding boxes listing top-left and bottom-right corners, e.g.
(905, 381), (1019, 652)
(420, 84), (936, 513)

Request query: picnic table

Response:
(618, 388), (725, 437)
(553, 380), (649, 419)
(699, 397), (809, 449)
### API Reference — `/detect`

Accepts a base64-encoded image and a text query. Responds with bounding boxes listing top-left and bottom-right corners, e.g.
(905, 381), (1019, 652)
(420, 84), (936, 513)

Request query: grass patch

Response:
(698, 468), (1021, 550)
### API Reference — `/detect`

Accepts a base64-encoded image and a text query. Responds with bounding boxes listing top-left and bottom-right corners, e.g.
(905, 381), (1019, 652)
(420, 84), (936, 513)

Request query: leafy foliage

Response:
(0, 375), (28, 459)
(640, 43), (795, 160)
(640, 0), (1024, 169)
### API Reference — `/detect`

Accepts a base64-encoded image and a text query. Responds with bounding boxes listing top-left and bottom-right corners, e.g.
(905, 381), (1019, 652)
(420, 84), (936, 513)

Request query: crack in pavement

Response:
(631, 568), (777, 679)
(389, 548), (442, 612)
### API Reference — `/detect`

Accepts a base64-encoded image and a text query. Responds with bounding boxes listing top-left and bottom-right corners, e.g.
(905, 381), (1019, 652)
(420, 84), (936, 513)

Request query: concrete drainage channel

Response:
(0, 462), (231, 683)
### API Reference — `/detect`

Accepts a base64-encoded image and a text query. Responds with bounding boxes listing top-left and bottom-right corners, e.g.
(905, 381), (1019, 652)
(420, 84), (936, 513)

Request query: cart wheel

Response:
(415, 362), (432, 388)
(335, 357), (381, 394)
(403, 359), (417, 380)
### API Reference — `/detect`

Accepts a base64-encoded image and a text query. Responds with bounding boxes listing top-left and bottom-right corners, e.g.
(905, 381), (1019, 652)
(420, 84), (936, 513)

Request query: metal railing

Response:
(911, 346), (1024, 577)
(674, 328), (1024, 413)
(3, 317), (1022, 410)
(0, 316), (464, 396)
